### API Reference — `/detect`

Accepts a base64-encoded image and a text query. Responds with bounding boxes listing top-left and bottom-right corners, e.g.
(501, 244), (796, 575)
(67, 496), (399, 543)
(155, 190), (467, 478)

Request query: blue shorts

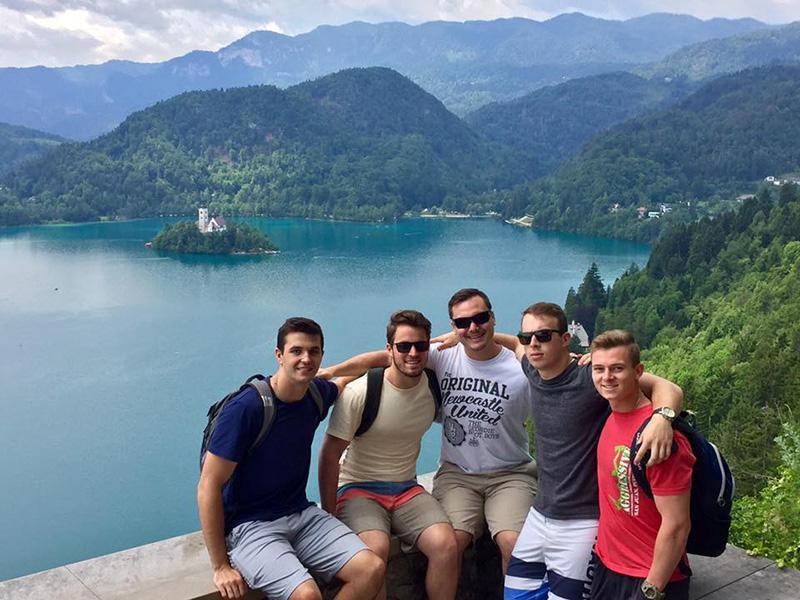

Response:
(227, 505), (367, 600)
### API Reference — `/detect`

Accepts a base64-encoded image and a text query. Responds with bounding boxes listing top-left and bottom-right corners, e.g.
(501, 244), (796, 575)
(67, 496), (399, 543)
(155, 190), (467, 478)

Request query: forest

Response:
(565, 183), (800, 567)
(151, 221), (277, 255)
(3, 66), (800, 245)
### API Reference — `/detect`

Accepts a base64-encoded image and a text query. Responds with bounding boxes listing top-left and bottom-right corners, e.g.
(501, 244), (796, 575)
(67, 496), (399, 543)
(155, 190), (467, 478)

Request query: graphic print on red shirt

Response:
(595, 404), (695, 581)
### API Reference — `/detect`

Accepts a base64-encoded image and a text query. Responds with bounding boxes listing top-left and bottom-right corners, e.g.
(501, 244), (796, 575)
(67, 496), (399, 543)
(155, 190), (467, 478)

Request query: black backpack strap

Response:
(307, 380), (325, 420)
(631, 418), (654, 499)
(356, 367), (385, 436)
(424, 368), (443, 420)
(631, 414), (681, 499)
(248, 376), (275, 454)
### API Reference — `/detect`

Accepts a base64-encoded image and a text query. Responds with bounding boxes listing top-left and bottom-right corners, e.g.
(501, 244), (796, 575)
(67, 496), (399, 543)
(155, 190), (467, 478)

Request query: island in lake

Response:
(150, 220), (278, 255)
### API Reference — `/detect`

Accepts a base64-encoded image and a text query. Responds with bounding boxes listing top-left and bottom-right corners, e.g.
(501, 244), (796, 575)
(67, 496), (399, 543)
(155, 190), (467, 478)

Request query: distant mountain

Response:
(642, 21), (800, 80)
(0, 68), (503, 225)
(465, 72), (696, 178)
(508, 65), (800, 240)
(0, 122), (66, 175)
(0, 13), (767, 140)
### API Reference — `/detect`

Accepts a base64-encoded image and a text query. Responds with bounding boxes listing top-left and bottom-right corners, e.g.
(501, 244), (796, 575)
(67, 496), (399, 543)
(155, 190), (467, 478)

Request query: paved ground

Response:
(690, 545), (799, 600)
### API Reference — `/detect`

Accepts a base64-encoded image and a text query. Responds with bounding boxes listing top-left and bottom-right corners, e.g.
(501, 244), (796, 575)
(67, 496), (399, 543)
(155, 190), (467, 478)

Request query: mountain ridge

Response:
(0, 13), (768, 140)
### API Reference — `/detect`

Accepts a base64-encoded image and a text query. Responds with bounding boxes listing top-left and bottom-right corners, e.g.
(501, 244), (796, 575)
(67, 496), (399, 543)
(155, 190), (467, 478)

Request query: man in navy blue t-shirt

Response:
(198, 317), (384, 600)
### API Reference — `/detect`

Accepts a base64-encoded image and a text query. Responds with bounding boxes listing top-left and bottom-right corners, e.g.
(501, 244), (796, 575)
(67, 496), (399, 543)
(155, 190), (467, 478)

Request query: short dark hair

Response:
(447, 288), (492, 318)
(590, 329), (641, 366)
(521, 302), (567, 333)
(277, 317), (324, 352)
(386, 310), (432, 344)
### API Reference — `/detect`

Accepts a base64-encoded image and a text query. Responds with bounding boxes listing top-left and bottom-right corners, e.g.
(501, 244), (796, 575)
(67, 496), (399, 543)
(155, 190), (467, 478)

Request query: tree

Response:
(565, 263), (608, 338)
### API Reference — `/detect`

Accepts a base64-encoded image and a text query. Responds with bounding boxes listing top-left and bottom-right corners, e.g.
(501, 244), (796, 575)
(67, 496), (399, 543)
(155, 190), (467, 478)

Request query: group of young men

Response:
(198, 288), (695, 600)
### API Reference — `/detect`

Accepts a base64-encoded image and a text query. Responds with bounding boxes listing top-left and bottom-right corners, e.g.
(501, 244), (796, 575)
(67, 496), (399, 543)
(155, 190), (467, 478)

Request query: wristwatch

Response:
(641, 581), (666, 600)
(653, 406), (676, 423)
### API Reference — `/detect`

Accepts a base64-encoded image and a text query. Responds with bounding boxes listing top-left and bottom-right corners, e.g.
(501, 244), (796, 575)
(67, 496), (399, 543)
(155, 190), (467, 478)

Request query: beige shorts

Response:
(337, 490), (450, 550)
(432, 460), (537, 540)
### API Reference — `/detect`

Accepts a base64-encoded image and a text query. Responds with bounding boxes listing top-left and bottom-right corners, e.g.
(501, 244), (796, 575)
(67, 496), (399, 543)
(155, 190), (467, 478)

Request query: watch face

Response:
(641, 582), (659, 599)
(657, 407), (676, 418)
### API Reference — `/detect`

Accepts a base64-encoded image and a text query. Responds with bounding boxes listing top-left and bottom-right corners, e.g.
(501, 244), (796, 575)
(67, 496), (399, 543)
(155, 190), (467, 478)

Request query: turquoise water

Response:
(0, 217), (649, 580)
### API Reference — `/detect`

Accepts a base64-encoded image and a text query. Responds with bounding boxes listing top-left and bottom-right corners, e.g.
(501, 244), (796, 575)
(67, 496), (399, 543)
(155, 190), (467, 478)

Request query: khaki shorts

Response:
(432, 460), (537, 540)
(337, 490), (450, 550)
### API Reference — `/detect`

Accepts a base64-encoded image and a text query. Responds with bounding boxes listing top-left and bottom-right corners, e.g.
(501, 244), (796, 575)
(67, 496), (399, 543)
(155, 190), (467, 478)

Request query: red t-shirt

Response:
(595, 404), (695, 581)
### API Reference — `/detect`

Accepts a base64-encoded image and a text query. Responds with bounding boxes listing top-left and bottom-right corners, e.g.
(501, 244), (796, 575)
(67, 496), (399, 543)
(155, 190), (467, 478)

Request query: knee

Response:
(359, 550), (386, 583)
(289, 581), (323, 600)
(365, 537), (390, 562)
(422, 525), (459, 561)
(495, 531), (520, 557)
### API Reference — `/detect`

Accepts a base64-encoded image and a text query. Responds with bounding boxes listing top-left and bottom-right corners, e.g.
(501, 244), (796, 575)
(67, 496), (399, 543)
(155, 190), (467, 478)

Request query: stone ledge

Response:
(3, 470), (799, 600)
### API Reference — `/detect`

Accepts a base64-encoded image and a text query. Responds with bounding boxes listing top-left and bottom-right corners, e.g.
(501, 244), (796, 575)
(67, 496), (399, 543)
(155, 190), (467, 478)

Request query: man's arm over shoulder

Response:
(197, 454), (248, 599)
(495, 332), (525, 361)
(317, 350), (389, 380)
(636, 373), (684, 467)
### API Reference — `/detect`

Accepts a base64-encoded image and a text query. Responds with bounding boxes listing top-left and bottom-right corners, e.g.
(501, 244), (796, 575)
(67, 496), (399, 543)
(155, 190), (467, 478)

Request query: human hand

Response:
(572, 352), (591, 366)
(635, 414), (674, 467)
(316, 367), (334, 380)
(213, 564), (248, 599)
(430, 331), (458, 349)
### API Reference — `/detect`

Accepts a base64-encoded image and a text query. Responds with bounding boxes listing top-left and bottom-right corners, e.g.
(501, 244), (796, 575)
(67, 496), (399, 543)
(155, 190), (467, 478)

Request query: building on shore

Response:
(568, 320), (590, 349)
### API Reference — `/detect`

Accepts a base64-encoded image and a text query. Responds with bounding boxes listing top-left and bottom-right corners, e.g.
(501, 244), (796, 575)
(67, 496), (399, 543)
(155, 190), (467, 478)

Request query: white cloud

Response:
(0, 1), (798, 67)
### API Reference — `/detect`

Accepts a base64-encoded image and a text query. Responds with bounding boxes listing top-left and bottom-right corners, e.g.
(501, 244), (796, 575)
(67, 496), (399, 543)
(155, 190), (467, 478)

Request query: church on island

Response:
(197, 207), (226, 233)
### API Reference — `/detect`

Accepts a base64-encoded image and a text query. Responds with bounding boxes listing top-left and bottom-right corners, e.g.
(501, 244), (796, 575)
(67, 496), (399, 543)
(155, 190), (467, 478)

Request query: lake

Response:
(0, 217), (649, 580)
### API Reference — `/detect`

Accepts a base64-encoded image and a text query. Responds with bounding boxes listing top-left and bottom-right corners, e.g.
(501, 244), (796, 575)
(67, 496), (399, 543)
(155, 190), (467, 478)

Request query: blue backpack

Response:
(631, 411), (734, 557)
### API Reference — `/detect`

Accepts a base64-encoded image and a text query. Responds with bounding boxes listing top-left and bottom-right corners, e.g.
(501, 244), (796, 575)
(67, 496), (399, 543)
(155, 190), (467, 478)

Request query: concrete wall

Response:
(2, 472), (798, 600)
(3, 531), (800, 600)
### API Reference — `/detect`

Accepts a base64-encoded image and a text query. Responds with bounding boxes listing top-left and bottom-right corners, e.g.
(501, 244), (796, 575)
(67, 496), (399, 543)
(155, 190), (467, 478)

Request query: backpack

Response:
(200, 374), (325, 471)
(354, 367), (443, 436)
(631, 411), (734, 557)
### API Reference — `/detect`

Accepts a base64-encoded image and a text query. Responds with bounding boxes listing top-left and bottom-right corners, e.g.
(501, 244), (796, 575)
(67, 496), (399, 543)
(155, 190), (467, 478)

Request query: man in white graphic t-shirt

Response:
(319, 289), (536, 576)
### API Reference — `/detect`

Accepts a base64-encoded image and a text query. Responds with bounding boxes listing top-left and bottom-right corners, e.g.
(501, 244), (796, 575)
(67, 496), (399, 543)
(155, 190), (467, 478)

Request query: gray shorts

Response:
(226, 505), (367, 600)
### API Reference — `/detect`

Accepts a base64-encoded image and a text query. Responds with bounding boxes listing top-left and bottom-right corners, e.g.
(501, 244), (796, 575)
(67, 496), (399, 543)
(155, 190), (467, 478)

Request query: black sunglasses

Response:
(517, 329), (564, 345)
(452, 310), (492, 330)
(393, 340), (431, 353)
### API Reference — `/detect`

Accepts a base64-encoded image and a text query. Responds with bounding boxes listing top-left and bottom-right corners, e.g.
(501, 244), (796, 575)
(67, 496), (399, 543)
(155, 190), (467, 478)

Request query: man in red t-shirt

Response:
(589, 330), (695, 600)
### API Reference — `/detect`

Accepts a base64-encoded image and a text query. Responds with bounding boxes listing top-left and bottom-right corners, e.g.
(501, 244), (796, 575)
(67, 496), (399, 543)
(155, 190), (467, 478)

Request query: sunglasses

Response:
(517, 329), (564, 345)
(393, 340), (431, 353)
(452, 310), (492, 330)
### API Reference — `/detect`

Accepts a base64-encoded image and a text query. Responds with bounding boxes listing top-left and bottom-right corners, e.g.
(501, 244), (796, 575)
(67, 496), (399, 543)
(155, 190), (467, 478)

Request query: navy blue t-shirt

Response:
(207, 377), (337, 533)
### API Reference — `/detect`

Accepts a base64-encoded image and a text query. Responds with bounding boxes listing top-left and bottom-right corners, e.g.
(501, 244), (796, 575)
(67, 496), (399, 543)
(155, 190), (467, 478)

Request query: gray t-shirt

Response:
(429, 343), (532, 473)
(523, 357), (610, 520)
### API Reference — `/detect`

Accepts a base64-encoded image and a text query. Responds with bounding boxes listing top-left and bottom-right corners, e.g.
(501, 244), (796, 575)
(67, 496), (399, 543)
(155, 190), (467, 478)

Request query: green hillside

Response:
(0, 68), (504, 226)
(0, 122), (65, 175)
(642, 21), (800, 81)
(503, 65), (800, 241)
(465, 72), (694, 178)
(585, 184), (800, 566)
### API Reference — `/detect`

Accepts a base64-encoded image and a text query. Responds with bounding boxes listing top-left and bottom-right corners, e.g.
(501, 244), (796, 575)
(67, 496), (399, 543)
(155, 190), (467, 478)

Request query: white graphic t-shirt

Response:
(427, 343), (532, 473)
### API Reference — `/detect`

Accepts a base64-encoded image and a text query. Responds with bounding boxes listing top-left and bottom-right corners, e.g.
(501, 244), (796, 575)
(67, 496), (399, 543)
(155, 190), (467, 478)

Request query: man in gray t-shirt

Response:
(501, 303), (683, 600)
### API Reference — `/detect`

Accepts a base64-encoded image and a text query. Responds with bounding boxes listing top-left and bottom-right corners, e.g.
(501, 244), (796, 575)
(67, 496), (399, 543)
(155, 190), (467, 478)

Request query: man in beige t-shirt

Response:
(319, 310), (459, 600)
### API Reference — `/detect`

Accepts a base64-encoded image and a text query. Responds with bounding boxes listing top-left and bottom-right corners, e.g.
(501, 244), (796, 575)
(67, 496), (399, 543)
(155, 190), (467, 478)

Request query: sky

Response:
(2, 1), (799, 68)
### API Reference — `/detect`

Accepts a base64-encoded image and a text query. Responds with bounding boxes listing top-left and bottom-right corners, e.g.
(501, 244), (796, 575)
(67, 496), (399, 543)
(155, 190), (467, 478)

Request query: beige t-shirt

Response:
(326, 371), (437, 487)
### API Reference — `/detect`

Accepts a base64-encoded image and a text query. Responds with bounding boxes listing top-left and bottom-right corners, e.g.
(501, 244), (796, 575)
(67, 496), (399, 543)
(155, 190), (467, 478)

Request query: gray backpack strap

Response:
(307, 380), (325, 419)
(248, 378), (275, 453)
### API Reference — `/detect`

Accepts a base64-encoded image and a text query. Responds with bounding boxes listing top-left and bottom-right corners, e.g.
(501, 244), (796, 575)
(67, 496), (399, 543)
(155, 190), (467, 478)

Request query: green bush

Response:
(730, 420), (800, 568)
